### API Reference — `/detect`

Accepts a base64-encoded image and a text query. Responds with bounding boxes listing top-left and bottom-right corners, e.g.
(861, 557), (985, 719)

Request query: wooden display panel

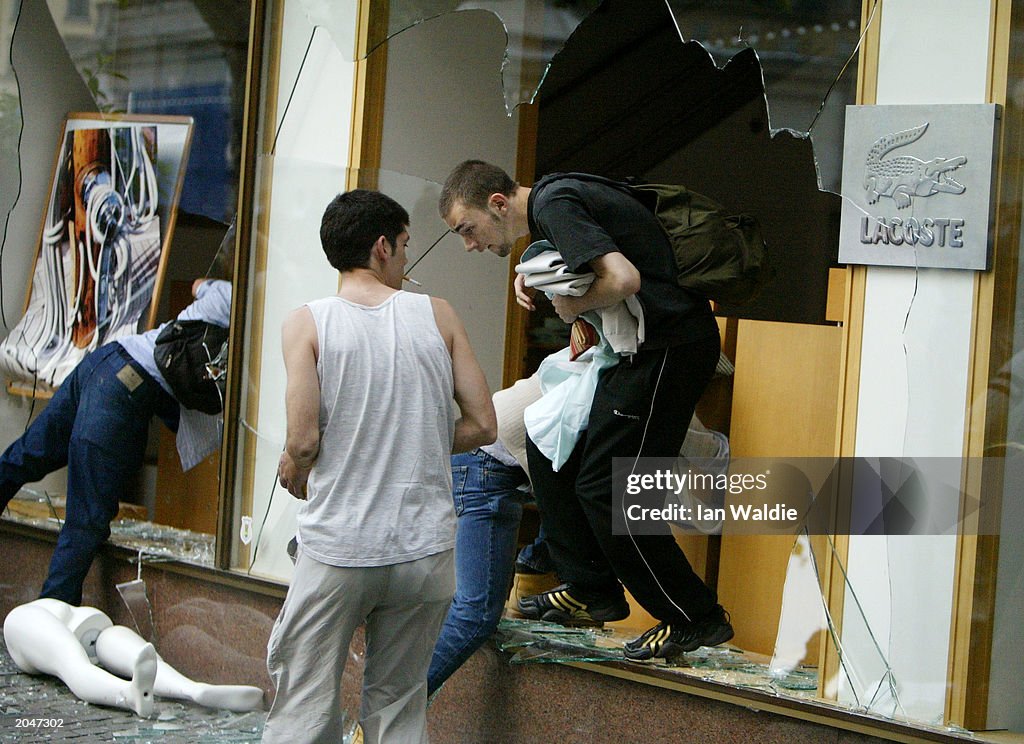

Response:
(716, 319), (843, 657)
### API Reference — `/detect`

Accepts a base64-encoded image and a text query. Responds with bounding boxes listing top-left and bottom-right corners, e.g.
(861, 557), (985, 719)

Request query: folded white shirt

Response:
(517, 243), (645, 355)
(515, 250), (566, 274)
(522, 264), (579, 284)
(524, 272), (595, 295)
(538, 276), (595, 297)
(518, 248), (597, 296)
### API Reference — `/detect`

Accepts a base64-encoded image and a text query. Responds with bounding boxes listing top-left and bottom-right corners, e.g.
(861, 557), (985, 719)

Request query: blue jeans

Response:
(0, 343), (178, 604)
(515, 526), (552, 573)
(427, 449), (531, 695)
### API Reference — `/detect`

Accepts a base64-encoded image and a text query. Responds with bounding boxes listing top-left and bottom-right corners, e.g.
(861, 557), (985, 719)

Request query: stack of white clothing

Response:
(515, 241), (645, 355)
(517, 250), (595, 296)
(516, 241), (650, 469)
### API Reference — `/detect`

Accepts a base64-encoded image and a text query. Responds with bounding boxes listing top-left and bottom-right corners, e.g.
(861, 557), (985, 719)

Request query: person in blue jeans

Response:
(428, 375), (555, 695)
(0, 279), (230, 605)
(426, 367), (730, 694)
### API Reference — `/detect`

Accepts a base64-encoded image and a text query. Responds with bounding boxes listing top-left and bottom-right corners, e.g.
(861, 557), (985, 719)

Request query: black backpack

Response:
(543, 173), (769, 306)
(153, 320), (229, 414)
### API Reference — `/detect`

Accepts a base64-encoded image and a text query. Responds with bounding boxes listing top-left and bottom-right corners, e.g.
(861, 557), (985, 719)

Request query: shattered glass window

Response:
(230, 0), (909, 729)
(4, 0), (1022, 737)
(0, 0), (251, 572)
(529, 0), (864, 325)
(0, 2), (23, 325)
(42, 0), (249, 223)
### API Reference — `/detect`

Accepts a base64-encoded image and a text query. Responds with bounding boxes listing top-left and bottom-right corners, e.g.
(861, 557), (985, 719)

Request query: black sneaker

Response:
(516, 583), (630, 626)
(623, 605), (734, 660)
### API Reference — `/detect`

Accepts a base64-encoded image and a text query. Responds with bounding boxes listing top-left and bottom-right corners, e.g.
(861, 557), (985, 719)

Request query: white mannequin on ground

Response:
(4, 599), (157, 716)
(3, 599), (264, 716)
(96, 624), (264, 712)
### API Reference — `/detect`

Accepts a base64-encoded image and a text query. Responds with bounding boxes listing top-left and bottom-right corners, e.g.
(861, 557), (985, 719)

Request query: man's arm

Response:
(549, 252), (640, 323)
(431, 297), (497, 453)
(278, 307), (320, 498)
(180, 278), (232, 327)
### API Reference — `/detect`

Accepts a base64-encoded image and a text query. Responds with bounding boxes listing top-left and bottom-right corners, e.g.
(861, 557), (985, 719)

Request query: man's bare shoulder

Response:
(430, 295), (467, 324)
(428, 295), (454, 317)
(283, 305), (314, 327)
(426, 296), (460, 348)
(281, 306), (317, 350)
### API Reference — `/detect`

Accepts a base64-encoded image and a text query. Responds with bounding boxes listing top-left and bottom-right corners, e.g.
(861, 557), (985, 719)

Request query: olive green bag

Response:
(552, 173), (770, 306)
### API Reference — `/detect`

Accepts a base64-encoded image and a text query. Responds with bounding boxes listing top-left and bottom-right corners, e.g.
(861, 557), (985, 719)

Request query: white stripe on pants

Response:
(262, 548), (455, 744)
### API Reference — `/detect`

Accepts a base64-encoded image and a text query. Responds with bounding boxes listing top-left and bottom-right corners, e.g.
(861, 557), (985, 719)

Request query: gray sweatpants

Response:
(262, 548), (455, 744)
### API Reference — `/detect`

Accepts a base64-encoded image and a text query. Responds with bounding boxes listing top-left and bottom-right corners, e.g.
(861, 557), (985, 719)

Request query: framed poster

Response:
(0, 113), (193, 391)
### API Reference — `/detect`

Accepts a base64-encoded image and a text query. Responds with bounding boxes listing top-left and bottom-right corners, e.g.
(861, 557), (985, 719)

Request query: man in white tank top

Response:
(262, 190), (496, 744)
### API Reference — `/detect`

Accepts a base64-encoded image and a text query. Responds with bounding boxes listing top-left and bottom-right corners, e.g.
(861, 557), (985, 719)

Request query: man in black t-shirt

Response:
(439, 160), (733, 660)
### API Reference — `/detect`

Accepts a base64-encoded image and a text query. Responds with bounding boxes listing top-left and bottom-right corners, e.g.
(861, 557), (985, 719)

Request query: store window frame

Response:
(206, 0), (1022, 737)
(215, 0), (271, 567)
(0, 1), (262, 556)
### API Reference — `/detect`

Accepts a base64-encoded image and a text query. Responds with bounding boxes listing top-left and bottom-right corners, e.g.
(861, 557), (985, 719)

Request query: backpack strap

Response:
(534, 171), (659, 212)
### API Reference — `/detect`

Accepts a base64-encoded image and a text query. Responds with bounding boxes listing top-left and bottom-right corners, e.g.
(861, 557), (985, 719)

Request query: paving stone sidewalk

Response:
(0, 634), (266, 743)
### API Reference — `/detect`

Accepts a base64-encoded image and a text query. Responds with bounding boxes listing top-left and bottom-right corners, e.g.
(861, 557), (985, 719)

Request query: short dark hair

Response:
(320, 190), (410, 272)
(438, 160), (517, 218)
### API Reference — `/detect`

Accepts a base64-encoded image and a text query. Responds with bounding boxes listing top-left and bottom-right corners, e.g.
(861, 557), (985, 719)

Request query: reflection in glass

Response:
(301, 0), (598, 112)
(0, 3), (20, 299)
(43, 0), (250, 223)
(981, 126), (1024, 727)
(0, 3), (251, 573)
(665, 0), (863, 158)
(531, 0), (853, 324)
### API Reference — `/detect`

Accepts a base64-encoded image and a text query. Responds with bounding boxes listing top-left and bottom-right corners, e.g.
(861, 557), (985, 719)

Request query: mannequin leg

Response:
(96, 625), (264, 712)
(27, 598), (113, 662)
(3, 604), (156, 716)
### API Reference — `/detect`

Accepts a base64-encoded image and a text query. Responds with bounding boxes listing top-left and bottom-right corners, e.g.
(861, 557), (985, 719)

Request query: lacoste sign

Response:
(839, 104), (999, 270)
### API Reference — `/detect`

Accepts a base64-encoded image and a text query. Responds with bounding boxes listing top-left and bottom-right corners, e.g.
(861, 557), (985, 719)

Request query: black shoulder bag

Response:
(153, 320), (229, 414)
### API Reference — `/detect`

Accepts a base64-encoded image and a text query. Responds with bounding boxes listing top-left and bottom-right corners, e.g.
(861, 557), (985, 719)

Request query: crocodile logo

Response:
(863, 122), (967, 210)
